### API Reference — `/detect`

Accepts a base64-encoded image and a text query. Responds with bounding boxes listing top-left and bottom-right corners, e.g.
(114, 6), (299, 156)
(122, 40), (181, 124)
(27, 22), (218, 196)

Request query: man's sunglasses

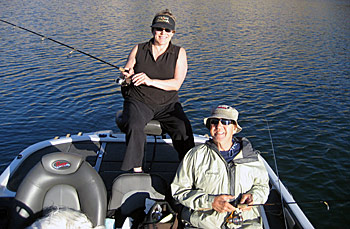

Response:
(209, 118), (235, 126)
(154, 27), (172, 33)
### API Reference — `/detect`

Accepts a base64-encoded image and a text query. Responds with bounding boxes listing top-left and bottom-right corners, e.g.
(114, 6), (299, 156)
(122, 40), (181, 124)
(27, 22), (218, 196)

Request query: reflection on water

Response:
(0, 0), (349, 227)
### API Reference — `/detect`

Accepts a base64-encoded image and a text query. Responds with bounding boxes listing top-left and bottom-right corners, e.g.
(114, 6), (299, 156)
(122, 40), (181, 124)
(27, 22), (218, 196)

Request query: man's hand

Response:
(212, 195), (236, 213)
(239, 193), (253, 211)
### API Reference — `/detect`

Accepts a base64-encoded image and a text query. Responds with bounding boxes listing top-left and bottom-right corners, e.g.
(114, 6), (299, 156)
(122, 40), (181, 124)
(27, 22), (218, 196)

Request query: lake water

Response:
(1, 0), (349, 227)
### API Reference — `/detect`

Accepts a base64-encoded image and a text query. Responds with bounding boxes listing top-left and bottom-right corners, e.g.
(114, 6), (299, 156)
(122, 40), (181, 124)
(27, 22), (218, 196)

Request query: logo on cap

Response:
(217, 105), (230, 109)
(52, 160), (71, 170)
(155, 16), (170, 24)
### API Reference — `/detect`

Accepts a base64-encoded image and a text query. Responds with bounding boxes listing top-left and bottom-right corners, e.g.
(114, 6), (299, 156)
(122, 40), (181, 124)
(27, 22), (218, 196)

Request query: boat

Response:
(0, 128), (314, 228)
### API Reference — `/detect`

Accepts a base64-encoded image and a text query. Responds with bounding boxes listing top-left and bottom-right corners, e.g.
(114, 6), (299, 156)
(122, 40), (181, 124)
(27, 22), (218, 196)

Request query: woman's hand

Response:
(132, 72), (153, 86)
(120, 68), (133, 85)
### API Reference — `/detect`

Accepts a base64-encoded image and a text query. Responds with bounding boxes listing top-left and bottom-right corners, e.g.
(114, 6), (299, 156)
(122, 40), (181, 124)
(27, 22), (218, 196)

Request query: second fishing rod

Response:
(1, 19), (128, 83)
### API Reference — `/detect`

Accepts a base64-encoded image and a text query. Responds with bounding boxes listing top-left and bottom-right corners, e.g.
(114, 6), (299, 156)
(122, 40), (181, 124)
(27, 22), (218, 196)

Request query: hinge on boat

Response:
(94, 142), (106, 172)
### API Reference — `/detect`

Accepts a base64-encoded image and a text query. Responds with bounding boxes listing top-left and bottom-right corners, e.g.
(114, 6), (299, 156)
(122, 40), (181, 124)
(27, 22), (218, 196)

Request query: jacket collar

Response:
(233, 137), (259, 164)
(205, 137), (259, 164)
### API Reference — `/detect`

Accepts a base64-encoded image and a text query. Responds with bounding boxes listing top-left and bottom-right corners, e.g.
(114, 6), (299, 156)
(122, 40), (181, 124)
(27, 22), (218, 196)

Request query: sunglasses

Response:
(154, 27), (172, 33)
(209, 118), (235, 126)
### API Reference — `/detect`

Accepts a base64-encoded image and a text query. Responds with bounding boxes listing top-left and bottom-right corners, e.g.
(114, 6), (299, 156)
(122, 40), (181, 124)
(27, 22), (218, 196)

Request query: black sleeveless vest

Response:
(125, 39), (180, 107)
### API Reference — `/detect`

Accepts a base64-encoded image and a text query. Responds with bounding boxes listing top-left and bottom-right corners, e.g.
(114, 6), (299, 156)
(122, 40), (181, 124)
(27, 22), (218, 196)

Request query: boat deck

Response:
(0, 131), (311, 228)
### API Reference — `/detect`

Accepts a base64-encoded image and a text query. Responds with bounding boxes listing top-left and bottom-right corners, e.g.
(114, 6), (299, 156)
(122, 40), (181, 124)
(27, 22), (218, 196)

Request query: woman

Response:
(119, 9), (194, 172)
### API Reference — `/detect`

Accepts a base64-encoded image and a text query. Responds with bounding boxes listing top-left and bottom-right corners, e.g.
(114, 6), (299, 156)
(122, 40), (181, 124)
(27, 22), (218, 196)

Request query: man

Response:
(171, 105), (269, 228)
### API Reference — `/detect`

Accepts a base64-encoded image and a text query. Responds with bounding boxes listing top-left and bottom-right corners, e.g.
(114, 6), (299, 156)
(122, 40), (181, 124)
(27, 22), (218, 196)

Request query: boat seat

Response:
(10, 152), (107, 228)
(116, 111), (166, 171)
(116, 110), (165, 137)
(108, 173), (168, 228)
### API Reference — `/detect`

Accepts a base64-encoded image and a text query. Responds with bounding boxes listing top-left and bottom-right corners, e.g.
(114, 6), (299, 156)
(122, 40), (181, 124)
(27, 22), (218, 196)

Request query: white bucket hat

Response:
(203, 105), (242, 133)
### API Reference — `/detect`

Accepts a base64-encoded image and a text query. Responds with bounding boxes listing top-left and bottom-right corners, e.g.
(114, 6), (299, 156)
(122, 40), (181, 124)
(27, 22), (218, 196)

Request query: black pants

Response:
(119, 98), (195, 171)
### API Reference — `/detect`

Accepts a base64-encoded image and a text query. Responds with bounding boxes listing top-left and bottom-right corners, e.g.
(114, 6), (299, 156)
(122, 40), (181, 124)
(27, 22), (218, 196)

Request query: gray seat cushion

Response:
(10, 152), (107, 228)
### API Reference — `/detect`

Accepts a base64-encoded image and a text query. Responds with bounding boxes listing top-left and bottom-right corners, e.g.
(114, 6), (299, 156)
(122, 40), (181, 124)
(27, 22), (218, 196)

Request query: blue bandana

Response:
(220, 140), (241, 163)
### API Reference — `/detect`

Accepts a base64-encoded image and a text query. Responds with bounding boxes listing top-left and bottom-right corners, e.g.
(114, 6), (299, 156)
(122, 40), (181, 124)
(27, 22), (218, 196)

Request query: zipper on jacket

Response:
(228, 161), (236, 196)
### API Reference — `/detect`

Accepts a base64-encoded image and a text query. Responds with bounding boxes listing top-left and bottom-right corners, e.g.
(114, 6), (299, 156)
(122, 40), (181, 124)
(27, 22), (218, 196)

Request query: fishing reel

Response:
(226, 193), (244, 225)
(115, 75), (126, 85)
(115, 68), (130, 86)
(226, 210), (243, 225)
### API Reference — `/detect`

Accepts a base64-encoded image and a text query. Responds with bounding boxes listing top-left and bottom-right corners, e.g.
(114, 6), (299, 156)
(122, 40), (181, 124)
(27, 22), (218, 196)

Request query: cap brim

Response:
(151, 22), (174, 31)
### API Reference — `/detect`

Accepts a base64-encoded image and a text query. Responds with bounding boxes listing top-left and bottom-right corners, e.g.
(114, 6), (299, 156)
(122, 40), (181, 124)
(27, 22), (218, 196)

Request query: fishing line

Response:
(0, 19), (127, 74)
(265, 117), (288, 228)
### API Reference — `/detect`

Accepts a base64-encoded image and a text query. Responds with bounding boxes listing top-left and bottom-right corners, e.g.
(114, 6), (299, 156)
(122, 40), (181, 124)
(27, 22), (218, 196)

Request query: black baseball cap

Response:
(151, 15), (175, 31)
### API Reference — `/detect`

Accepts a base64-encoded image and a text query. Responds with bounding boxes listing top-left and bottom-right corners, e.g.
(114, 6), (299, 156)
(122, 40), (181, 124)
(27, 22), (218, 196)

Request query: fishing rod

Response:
(226, 199), (336, 225)
(230, 192), (336, 211)
(0, 19), (128, 81)
(235, 200), (331, 210)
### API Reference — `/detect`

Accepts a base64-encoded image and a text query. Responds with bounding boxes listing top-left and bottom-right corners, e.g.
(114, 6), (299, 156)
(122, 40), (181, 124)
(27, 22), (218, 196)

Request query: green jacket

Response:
(171, 137), (269, 228)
